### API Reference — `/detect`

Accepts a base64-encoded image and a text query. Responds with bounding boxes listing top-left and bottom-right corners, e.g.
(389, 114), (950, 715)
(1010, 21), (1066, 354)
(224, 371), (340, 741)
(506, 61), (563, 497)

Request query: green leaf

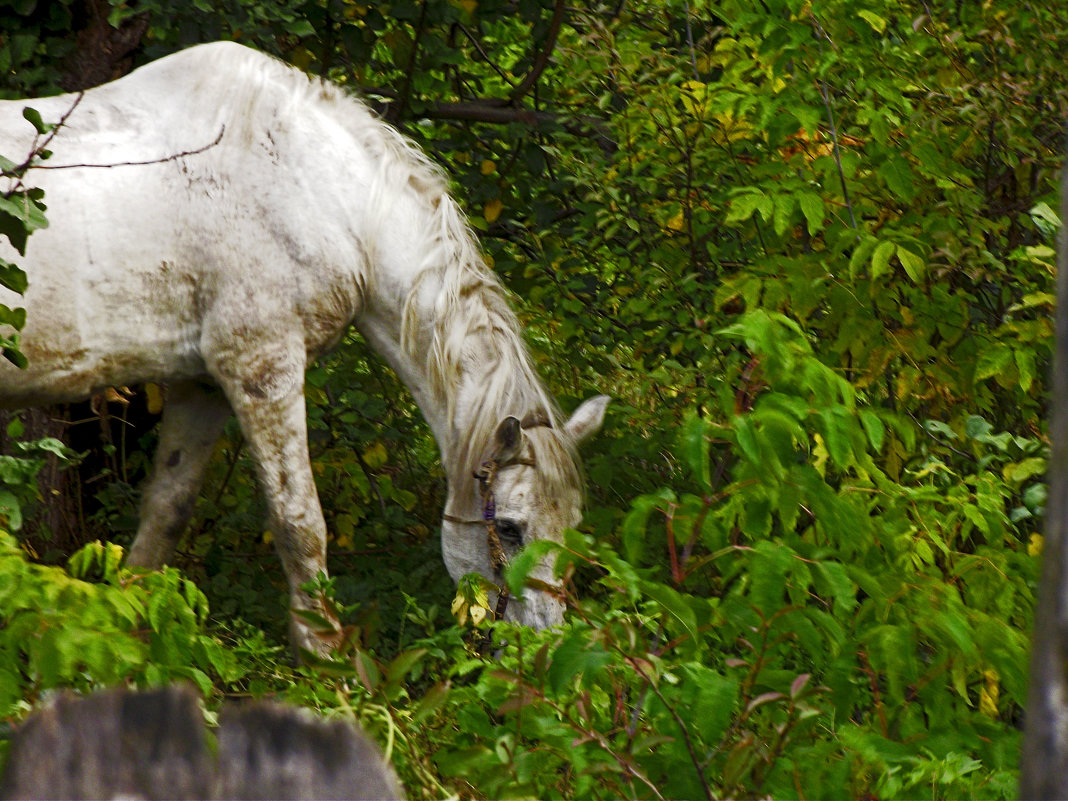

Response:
(0, 489), (22, 531)
(0, 258), (27, 294)
(975, 345), (1013, 382)
(870, 240), (895, 281)
(641, 581), (700, 646)
(21, 106), (52, 135)
(2, 341), (27, 369)
(678, 663), (738, 745)
(811, 560), (857, 617)
(0, 192), (48, 256)
(24, 437), (73, 460)
(819, 406), (855, 469)
(411, 681), (450, 725)
(744, 494), (773, 539)
(503, 539), (559, 597)
(1015, 348), (1036, 392)
(680, 413), (711, 490)
(287, 19), (316, 37)
(848, 236), (878, 278)
(725, 191), (765, 224)
(1003, 456), (1046, 485)
(0, 304), (27, 330)
(387, 648), (428, 684)
(896, 245), (925, 283)
(621, 494), (658, 563)
(859, 410), (885, 452)
(798, 192), (824, 234)
(857, 9), (887, 32)
(733, 415), (761, 465)
(749, 540), (795, 612)
(773, 193), (795, 236)
(882, 154), (915, 200)
(546, 630), (611, 695)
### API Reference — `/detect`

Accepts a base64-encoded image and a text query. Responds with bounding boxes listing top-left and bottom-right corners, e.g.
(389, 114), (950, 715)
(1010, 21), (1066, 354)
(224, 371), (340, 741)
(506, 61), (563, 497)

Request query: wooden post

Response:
(1021, 128), (1068, 799)
(0, 686), (405, 800)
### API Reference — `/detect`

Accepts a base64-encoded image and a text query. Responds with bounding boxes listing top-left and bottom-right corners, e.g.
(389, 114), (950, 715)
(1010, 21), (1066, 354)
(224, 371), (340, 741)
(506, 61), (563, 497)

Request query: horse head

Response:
(441, 395), (609, 629)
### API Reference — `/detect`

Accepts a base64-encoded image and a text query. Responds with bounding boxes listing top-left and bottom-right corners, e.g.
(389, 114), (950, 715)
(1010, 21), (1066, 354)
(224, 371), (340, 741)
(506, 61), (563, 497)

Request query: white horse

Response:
(0, 42), (607, 654)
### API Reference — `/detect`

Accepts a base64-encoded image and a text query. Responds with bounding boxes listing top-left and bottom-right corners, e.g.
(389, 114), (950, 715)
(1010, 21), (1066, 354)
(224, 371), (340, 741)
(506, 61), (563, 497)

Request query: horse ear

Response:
(494, 416), (524, 461)
(564, 395), (610, 445)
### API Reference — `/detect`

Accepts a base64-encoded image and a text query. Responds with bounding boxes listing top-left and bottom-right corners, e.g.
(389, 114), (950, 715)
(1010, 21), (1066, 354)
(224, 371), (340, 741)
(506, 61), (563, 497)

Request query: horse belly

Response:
(0, 186), (207, 408)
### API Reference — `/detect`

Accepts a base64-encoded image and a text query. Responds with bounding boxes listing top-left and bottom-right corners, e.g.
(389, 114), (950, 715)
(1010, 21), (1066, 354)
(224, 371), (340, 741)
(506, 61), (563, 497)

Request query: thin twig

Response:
(628, 655), (714, 801)
(2, 92), (85, 183)
(683, 1), (700, 81)
(816, 78), (857, 229)
(454, 23), (517, 90)
(809, 15), (858, 230)
(33, 125), (225, 171)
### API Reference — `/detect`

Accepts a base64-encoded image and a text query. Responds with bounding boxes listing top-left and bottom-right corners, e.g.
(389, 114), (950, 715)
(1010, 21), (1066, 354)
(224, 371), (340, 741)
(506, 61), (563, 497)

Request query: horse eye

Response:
(495, 519), (524, 548)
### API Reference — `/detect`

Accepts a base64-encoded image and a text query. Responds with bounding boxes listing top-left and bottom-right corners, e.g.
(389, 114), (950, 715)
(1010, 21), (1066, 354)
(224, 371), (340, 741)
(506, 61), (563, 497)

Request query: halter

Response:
(442, 414), (551, 624)
(442, 454), (536, 622)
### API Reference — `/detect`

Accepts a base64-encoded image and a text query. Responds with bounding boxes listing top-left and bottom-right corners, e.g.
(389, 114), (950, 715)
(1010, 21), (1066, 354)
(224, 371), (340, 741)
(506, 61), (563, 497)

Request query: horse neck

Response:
(344, 142), (556, 486)
(358, 265), (554, 490)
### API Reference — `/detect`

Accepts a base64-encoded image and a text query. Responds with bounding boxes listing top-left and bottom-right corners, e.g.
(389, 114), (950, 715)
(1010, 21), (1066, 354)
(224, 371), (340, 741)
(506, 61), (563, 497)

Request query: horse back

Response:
(0, 43), (367, 409)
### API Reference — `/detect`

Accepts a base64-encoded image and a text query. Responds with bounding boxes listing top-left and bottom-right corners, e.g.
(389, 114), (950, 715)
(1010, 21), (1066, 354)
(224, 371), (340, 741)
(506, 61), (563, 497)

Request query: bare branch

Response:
(508, 0), (567, 104)
(390, 0), (430, 125)
(33, 125), (226, 171)
(364, 94), (613, 151)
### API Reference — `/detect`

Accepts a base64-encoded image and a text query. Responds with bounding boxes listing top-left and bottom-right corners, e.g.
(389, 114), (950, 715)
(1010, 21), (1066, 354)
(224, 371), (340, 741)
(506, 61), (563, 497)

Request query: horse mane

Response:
(380, 135), (584, 503)
(195, 43), (583, 501)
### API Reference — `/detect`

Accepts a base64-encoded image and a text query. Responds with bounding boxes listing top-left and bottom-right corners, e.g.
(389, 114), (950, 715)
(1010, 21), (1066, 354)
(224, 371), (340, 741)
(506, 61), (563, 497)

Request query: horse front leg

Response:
(127, 380), (232, 569)
(209, 352), (338, 658)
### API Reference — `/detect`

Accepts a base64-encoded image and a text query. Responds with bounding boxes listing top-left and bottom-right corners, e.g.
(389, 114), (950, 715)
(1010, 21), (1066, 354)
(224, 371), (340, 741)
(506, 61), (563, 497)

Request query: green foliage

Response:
(0, 432), (76, 532)
(0, 106), (50, 368)
(0, 0), (80, 98)
(0, 534), (239, 719)
(0, 1), (1063, 798)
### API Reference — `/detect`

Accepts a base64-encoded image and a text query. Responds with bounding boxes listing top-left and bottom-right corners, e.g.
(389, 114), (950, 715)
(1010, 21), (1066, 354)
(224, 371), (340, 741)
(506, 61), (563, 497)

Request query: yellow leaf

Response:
(480, 159), (496, 175)
(666, 210), (685, 232)
(144, 382), (164, 415)
(363, 441), (388, 469)
(262, 530), (273, 545)
(484, 198), (503, 223)
(334, 514), (355, 548)
(979, 669), (999, 718)
(812, 433), (829, 476)
(290, 47), (313, 71)
(1029, 534), (1044, 556)
(712, 111), (751, 144)
(680, 80), (707, 116)
(451, 594), (468, 626)
(857, 9), (887, 33)
(104, 386), (130, 406)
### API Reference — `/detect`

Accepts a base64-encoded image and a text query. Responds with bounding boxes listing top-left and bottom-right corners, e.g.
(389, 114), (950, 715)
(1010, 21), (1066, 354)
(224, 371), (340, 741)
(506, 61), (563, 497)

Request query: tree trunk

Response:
(61, 0), (148, 92)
